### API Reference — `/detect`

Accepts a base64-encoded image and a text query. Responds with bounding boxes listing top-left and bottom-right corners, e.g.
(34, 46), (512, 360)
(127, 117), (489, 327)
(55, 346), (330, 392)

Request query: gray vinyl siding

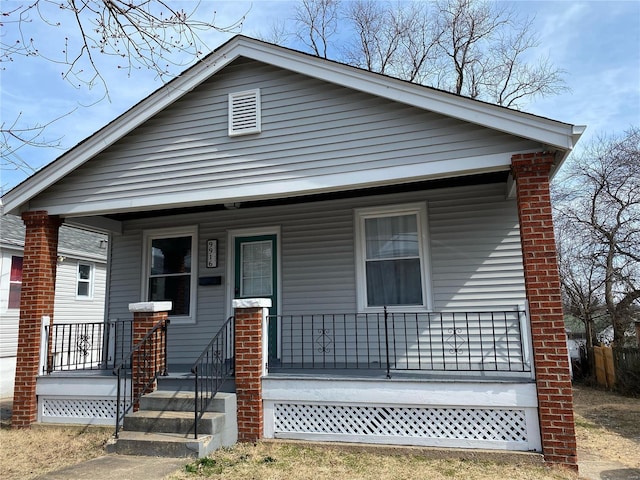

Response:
(30, 59), (541, 214)
(53, 261), (107, 323)
(107, 182), (525, 365)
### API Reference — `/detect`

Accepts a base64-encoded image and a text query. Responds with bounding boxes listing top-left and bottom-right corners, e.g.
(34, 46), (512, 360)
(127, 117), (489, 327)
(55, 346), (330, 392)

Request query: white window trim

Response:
(228, 88), (261, 137)
(354, 202), (433, 313)
(142, 225), (198, 325)
(76, 262), (95, 300)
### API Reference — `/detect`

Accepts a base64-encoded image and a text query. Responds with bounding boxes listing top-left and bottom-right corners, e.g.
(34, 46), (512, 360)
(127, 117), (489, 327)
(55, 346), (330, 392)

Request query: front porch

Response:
(34, 302), (541, 452)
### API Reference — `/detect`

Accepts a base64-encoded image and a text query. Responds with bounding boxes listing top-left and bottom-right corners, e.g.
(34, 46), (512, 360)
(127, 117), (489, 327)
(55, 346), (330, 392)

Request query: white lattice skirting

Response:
(274, 403), (527, 443)
(40, 397), (127, 425)
(36, 374), (130, 426)
(263, 378), (542, 451)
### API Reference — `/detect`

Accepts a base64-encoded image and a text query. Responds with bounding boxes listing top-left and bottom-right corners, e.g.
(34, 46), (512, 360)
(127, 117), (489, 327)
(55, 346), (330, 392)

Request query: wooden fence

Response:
(593, 346), (640, 394)
(593, 346), (615, 389)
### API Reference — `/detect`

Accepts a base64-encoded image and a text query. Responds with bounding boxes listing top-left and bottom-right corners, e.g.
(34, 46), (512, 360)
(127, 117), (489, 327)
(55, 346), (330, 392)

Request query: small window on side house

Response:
(228, 89), (261, 136)
(8, 256), (23, 309)
(77, 263), (94, 299)
(355, 203), (431, 311)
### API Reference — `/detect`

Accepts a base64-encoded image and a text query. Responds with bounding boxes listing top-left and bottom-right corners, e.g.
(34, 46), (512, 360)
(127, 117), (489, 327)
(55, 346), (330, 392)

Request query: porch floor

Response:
(266, 367), (533, 383)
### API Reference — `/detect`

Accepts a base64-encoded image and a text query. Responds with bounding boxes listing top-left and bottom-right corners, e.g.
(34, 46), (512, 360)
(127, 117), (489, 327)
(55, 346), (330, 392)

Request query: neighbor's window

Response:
(144, 227), (197, 321)
(355, 204), (431, 310)
(8, 256), (23, 309)
(76, 263), (94, 299)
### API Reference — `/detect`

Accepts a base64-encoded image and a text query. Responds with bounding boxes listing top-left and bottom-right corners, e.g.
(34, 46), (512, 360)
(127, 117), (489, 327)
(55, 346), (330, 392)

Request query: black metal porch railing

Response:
(45, 320), (133, 373)
(113, 318), (169, 438)
(191, 316), (235, 439)
(268, 309), (530, 377)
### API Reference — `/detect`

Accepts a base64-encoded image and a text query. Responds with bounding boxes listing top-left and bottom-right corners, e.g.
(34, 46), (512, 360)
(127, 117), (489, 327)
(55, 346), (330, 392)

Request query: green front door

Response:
(234, 235), (278, 360)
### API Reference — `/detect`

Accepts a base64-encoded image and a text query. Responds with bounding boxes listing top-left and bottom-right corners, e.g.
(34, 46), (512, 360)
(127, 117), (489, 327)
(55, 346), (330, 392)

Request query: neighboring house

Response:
(0, 36), (584, 470)
(0, 214), (108, 397)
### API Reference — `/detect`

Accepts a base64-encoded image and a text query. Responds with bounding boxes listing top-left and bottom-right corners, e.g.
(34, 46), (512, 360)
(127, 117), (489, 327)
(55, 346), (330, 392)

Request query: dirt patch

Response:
(573, 384), (640, 469)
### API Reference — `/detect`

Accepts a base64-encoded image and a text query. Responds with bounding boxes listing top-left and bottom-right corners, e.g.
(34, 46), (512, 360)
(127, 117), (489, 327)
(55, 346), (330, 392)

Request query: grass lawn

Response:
(1, 384), (638, 480)
(168, 441), (574, 480)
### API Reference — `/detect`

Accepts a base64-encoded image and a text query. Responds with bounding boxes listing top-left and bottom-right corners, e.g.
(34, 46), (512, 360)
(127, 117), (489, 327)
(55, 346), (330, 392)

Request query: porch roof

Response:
(1, 35), (584, 218)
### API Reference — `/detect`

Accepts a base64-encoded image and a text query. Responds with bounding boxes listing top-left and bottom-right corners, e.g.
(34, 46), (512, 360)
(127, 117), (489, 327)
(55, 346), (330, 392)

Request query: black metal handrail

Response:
(44, 320), (132, 373)
(191, 316), (234, 439)
(269, 309), (530, 376)
(113, 318), (169, 438)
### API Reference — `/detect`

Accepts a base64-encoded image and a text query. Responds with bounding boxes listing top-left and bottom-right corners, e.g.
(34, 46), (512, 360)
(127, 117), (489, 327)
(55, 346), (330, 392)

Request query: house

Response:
(0, 36), (583, 470)
(0, 214), (108, 397)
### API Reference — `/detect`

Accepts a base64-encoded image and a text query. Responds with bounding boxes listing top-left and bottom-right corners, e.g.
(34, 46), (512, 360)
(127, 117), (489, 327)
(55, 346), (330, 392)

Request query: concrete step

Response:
(107, 431), (220, 458)
(157, 374), (235, 393)
(123, 410), (225, 436)
(139, 390), (236, 414)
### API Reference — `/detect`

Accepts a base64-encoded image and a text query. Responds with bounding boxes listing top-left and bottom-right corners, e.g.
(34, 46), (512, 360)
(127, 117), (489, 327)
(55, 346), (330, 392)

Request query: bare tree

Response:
(1, 0), (245, 175)
(285, 0), (567, 109)
(554, 200), (606, 348)
(293, 0), (339, 59)
(554, 127), (640, 346)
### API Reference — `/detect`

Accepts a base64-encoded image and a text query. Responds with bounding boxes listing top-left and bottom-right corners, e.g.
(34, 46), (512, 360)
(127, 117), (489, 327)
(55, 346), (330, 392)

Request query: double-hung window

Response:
(143, 226), (197, 323)
(355, 203), (431, 311)
(76, 262), (94, 299)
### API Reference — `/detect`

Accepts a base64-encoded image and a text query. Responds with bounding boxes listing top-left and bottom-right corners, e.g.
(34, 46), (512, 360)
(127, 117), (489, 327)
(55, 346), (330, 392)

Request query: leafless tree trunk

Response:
(293, 0), (340, 59)
(287, 0), (567, 109)
(554, 127), (640, 347)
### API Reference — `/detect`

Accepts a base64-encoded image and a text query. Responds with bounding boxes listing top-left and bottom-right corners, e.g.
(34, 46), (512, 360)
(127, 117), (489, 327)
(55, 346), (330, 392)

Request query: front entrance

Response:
(233, 233), (278, 360)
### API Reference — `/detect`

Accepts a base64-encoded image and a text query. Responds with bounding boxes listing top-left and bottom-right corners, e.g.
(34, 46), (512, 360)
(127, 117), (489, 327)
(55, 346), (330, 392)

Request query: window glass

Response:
(77, 263), (93, 298)
(240, 241), (273, 297)
(147, 234), (194, 317)
(8, 256), (23, 309)
(357, 206), (428, 309)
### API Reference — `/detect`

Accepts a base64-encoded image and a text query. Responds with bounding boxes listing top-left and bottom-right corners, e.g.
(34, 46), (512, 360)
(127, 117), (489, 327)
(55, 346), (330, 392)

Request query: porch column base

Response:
(233, 298), (271, 442)
(128, 302), (171, 406)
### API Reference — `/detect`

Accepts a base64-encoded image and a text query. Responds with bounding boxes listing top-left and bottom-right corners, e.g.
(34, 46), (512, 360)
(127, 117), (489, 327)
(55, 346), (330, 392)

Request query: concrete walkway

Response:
(36, 455), (186, 480)
(578, 451), (640, 480)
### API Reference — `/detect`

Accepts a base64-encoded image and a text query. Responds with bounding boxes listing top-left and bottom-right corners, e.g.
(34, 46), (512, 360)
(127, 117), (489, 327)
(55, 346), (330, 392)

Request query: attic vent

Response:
(228, 89), (261, 136)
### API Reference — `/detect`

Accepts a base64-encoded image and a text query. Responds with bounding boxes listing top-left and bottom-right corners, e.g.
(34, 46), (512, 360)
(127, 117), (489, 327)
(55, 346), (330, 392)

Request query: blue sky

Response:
(1, 0), (639, 194)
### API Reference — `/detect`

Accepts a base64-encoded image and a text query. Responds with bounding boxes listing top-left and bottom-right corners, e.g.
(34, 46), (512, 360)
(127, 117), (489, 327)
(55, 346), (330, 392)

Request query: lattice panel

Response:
(274, 403), (527, 443)
(41, 398), (126, 419)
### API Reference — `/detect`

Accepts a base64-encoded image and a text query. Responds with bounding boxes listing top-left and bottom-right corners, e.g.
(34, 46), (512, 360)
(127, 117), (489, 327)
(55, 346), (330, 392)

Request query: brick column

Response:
(233, 298), (271, 442)
(511, 153), (577, 471)
(12, 211), (63, 429)
(128, 302), (171, 407)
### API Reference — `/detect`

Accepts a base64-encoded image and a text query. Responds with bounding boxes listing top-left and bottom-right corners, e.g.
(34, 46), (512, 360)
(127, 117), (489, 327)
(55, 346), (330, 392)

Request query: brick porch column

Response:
(511, 153), (577, 471)
(233, 298), (271, 442)
(12, 211), (63, 429)
(128, 302), (172, 406)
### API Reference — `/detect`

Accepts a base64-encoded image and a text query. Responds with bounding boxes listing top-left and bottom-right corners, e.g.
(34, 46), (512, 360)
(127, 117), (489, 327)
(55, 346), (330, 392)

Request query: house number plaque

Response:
(206, 239), (218, 268)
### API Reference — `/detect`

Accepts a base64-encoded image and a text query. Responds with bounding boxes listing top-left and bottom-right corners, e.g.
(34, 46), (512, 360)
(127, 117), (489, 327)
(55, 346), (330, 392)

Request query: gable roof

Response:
(1, 35), (584, 215)
(0, 214), (108, 261)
